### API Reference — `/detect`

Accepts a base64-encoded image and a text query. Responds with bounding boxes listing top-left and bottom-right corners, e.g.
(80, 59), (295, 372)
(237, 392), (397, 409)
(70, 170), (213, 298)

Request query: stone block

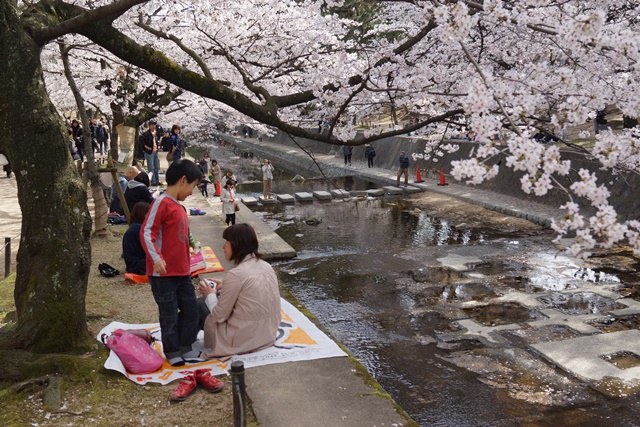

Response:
(241, 197), (258, 206)
(277, 194), (296, 203)
(366, 189), (385, 197)
(259, 196), (276, 204)
(295, 192), (314, 202)
(382, 186), (403, 195)
(403, 186), (422, 193)
(331, 189), (350, 199)
(313, 191), (333, 201)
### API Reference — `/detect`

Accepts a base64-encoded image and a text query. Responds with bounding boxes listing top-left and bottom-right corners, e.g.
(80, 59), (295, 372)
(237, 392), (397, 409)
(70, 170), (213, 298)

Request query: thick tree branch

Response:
(31, 0), (148, 45)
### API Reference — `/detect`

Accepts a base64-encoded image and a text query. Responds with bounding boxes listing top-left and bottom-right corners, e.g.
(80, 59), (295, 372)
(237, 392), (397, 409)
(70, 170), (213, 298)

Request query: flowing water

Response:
(234, 175), (640, 426)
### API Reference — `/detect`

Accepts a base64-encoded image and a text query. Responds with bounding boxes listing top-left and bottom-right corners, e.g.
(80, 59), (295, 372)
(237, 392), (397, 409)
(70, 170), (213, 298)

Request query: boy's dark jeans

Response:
(149, 275), (199, 360)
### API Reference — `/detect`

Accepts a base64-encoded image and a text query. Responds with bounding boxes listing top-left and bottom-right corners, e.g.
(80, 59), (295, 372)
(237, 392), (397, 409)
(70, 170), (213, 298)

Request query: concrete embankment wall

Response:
(226, 131), (639, 222)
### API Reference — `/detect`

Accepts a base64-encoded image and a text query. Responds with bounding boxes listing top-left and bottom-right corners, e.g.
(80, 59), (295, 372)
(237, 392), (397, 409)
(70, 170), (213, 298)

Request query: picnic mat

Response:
(123, 246), (224, 284)
(96, 298), (347, 385)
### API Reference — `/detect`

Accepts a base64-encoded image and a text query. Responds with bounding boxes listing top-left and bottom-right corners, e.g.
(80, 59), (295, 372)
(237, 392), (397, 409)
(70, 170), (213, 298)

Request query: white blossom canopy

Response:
(36, 0), (640, 257)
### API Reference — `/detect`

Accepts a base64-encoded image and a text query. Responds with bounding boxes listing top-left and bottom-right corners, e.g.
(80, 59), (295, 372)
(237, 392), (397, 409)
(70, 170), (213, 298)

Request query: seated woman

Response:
(122, 202), (151, 275)
(124, 171), (154, 214)
(197, 223), (281, 358)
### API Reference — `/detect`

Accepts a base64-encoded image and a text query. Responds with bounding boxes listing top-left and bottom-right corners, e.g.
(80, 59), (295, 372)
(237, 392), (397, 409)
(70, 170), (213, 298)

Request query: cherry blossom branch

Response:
(135, 16), (213, 80)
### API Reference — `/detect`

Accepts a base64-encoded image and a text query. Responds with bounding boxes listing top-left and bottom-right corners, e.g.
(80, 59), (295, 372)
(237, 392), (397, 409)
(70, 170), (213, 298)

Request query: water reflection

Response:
(254, 183), (637, 425)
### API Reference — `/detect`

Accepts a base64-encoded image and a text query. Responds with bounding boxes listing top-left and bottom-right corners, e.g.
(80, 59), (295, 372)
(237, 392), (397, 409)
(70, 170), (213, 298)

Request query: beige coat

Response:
(202, 255), (281, 358)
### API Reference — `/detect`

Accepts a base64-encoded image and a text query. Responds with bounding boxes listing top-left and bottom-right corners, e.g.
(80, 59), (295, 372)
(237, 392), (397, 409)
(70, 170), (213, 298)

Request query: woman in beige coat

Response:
(197, 224), (281, 358)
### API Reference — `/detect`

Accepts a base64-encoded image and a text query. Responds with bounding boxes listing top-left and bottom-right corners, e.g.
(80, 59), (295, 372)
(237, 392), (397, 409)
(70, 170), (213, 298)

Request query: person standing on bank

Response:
(197, 223), (281, 358)
(139, 119), (161, 186)
(169, 124), (183, 162)
(364, 144), (376, 168)
(342, 144), (353, 166)
(211, 159), (221, 196)
(71, 119), (86, 162)
(221, 179), (238, 226)
(141, 159), (203, 366)
(397, 151), (410, 187)
(594, 108), (607, 135)
(261, 159), (274, 199)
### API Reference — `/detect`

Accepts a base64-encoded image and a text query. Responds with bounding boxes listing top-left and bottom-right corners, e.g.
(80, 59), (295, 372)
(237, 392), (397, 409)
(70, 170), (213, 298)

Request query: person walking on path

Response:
(140, 159), (203, 367)
(139, 119), (161, 186)
(221, 179), (238, 226)
(262, 159), (274, 199)
(342, 144), (353, 166)
(397, 151), (410, 187)
(364, 144), (376, 168)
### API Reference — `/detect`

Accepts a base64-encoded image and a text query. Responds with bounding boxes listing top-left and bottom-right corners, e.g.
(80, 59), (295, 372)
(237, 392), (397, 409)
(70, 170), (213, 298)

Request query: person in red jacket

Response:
(141, 159), (203, 366)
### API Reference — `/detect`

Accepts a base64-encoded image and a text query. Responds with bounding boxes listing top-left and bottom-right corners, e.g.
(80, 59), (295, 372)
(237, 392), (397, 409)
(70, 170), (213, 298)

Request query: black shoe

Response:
(98, 263), (120, 277)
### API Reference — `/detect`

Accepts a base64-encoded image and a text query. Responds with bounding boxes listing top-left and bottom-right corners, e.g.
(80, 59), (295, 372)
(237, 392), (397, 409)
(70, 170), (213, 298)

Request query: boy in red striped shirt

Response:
(141, 159), (203, 366)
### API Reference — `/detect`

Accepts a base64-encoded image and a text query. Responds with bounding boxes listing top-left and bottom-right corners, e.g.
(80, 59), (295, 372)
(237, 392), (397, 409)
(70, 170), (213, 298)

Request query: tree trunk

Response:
(60, 42), (108, 237)
(0, 2), (92, 352)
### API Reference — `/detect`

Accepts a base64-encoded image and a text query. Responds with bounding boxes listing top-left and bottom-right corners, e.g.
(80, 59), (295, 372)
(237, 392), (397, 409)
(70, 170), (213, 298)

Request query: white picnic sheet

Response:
(96, 298), (347, 385)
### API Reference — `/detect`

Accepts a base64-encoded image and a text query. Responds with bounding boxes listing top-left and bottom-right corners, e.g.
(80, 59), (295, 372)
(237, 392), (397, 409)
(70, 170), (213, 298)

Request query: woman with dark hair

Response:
(169, 124), (182, 162)
(122, 202), (151, 275)
(197, 224), (281, 357)
(124, 171), (154, 213)
(220, 179), (237, 226)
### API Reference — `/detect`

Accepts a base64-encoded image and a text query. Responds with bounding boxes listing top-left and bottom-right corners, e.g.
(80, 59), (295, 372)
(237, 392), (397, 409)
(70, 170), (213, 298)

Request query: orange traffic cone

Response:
(415, 168), (424, 183)
(437, 168), (448, 186)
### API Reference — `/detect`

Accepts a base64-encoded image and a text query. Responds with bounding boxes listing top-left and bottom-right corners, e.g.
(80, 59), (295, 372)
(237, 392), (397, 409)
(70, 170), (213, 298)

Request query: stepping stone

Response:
(331, 189), (350, 199)
(313, 191), (333, 201)
(456, 319), (519, 344)
(403, 186), (422, 193)
(259, 196), (276, 204)
(277, 194), (295, 203)
(532, 330), (640, 382)
(295, 192), (314, 202)
(366, 189), (384, 197)
(382, 186), (403, 195)
(241, 197), (258, 206)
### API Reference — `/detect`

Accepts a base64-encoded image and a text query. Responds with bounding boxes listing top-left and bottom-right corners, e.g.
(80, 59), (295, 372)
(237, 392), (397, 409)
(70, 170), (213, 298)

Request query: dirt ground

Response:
(0, 226), (253, 427)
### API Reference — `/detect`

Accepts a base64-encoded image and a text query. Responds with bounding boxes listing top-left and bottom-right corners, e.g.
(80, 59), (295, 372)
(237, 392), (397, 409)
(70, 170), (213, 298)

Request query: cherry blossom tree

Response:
(1, 0), (639, 354)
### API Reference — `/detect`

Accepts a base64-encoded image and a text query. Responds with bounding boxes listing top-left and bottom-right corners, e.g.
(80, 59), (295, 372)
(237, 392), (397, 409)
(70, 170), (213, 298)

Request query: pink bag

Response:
(190, 251), (206, 273)
(103, 329), (164, 374)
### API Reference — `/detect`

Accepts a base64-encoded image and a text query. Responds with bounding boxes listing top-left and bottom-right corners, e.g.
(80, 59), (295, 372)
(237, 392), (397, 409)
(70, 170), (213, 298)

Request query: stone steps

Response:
(239, 185), (426, 207)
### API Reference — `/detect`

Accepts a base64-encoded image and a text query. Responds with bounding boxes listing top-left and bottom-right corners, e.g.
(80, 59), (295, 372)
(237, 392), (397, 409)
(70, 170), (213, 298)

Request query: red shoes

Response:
(169, 369), (224, 401)
(169, 374), (197, 401)
(194, 369), (225, 393)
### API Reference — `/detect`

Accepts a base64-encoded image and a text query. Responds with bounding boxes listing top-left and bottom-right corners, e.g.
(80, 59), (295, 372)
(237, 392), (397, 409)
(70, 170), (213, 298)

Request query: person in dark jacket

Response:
(341, 144), (353, 166)
(71, 119), (85, 162)
(364, 144), (376, 168)
(96, 120), (109, 155)
(396, 151), (410, 187)
(169, 124), (183, 162)
(124, 171), (154, 213)
(138, 119), (161, 185)
(122, 202), (151, 275)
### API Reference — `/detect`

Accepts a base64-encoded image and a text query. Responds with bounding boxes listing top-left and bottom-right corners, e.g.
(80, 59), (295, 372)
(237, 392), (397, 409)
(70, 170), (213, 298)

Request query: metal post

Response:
(231, 361), (247, 427)
(4, 237), (10, 278)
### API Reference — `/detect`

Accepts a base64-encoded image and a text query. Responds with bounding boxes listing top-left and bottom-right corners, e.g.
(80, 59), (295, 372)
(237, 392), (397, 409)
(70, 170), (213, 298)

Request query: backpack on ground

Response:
(102, 328), (163, 374)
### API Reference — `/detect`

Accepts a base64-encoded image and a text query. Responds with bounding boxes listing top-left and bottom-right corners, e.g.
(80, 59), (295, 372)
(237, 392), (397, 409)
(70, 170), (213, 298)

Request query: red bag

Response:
(103, 329), (163, 374)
